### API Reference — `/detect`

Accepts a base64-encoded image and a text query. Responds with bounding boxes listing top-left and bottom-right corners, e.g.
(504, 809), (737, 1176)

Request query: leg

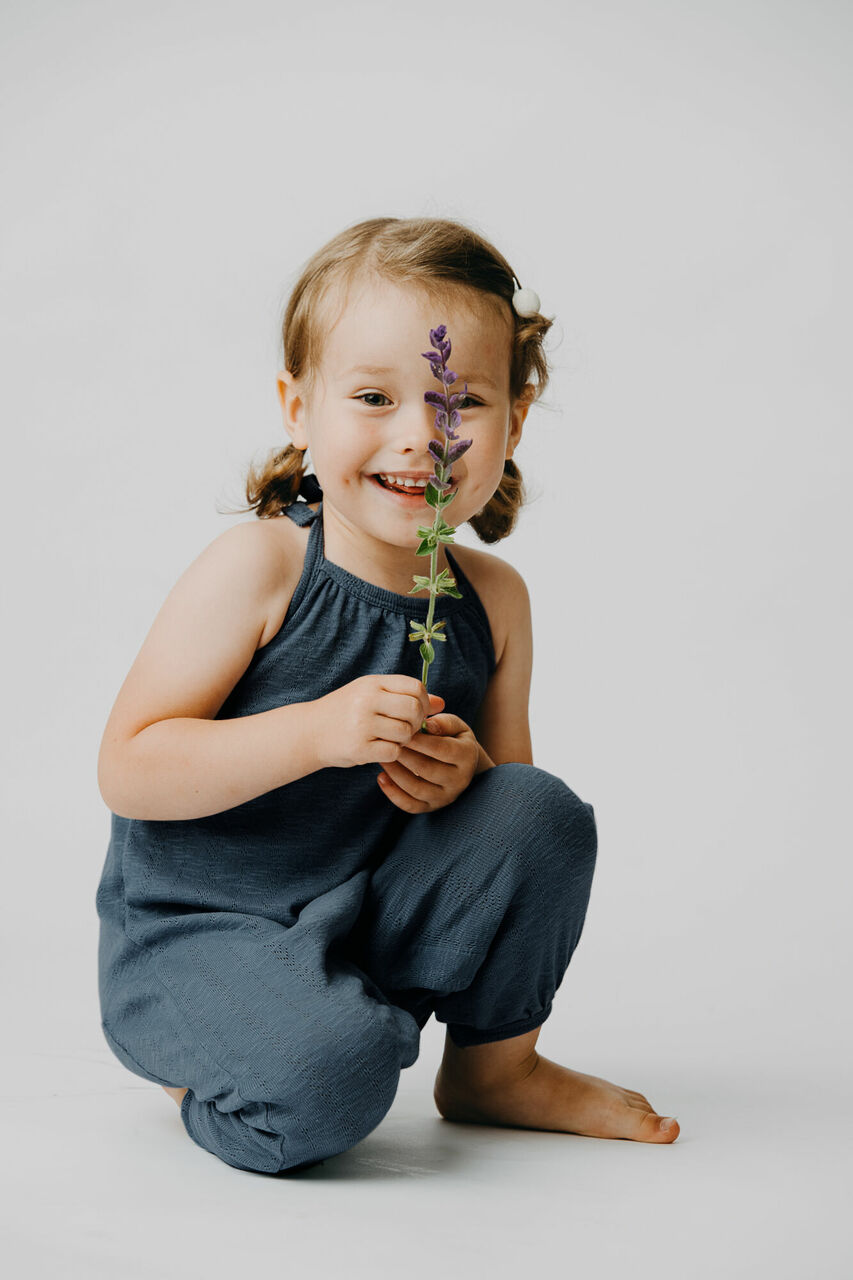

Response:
(348, 763), (596, 1048)
(100, 872), (422, 1173)
(434, 1025), (680, 1143)
(348, 763), (680, 1144)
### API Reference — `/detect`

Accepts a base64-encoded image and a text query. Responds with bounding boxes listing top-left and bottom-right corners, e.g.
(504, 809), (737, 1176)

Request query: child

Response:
(95, 215), (679, 1174)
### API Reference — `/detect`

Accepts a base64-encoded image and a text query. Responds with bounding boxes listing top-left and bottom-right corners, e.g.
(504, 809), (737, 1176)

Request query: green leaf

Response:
(420, 640), (434, 663)
(425, 481), (443, 505)
(433, 569), (463, 599)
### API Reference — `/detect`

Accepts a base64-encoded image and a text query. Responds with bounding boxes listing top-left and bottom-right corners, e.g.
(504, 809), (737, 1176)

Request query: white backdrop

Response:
(2, 1), (850, 1277)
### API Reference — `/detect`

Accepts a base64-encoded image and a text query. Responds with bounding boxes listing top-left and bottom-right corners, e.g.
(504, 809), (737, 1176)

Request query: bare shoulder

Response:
(98, 519), (296, 765)
(172, 519), (290, 656)
(188, 519), (284, 606)
(449, 542), (528, 666)
(221, 519), (288, 606)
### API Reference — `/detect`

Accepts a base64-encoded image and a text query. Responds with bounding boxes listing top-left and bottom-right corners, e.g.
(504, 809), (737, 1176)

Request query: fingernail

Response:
(660, 1117), (677, 1130)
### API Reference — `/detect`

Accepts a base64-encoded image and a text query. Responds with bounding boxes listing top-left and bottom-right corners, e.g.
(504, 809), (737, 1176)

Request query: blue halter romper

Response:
(95, 488), (598, 1174)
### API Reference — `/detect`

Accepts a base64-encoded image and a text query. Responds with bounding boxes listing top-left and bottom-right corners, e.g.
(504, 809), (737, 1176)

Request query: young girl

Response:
(95, 215), (679, 1175)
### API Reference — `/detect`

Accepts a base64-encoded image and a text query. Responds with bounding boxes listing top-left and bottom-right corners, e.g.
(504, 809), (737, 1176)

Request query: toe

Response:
(637, 1112), (679, 1143)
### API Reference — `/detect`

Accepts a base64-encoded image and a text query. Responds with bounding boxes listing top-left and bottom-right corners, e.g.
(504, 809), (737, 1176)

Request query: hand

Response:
(313, 674), (446, 769)
(376, 712), (480, 813)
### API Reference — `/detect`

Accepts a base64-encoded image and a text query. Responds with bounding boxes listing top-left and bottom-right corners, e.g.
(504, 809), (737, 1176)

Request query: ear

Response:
(506, 383), (534, 460)
(276, 369), (309, 451)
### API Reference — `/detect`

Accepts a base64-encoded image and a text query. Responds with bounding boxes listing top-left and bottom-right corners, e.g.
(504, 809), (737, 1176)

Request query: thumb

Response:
(428, 694), (445, 707)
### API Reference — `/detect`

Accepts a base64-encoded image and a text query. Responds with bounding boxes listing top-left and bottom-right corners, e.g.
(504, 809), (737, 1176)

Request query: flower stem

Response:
(420, 540), (440, 688)
(410, 325), (474, 729)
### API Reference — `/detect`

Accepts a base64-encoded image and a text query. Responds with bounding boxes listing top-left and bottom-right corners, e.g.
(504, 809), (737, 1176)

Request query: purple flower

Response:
(420, 330), (472, 489)
(406, 325), (475, 720)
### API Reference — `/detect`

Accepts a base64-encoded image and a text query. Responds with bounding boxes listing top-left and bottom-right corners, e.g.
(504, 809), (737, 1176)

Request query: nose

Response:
(394, 399), (444, 461)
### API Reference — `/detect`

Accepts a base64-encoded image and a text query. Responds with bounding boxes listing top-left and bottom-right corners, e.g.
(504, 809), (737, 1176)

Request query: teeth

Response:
(379, 474), (428, 488)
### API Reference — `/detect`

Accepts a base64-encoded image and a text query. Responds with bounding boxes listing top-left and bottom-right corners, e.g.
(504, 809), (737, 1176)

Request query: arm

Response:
(471, 559), (534, 766)
(98, 523), (325, 822)
(104, 704), (326, 821)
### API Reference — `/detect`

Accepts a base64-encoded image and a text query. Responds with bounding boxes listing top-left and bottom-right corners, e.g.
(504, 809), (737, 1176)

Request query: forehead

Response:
(318, 274), (512, 383)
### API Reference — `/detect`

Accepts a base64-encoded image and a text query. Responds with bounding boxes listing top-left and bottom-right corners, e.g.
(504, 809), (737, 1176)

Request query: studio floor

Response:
(6, 1016), (849, 1280)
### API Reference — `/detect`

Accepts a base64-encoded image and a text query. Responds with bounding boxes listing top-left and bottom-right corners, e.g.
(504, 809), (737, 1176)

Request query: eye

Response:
(354, 392), (483, 409)
(355, 392), (391, 407)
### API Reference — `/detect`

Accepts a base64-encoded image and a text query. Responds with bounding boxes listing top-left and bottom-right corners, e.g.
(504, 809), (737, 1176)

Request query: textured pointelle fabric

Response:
(95, 493), (598, 1174)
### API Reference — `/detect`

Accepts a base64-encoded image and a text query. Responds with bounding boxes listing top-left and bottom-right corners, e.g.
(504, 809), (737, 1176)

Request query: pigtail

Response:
(220, 443), (309, 520)
(468, 459), (526, 544)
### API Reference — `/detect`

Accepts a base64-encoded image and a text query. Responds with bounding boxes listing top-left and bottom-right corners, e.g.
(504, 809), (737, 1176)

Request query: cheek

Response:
(312, 436), (363, 480)
(467, 437), (509, 485)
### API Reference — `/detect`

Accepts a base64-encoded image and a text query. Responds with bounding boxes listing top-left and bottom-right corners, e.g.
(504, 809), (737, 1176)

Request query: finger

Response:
(380, 691), (443, 735)
(423, 713), (467, 736)
(399, 737), (458, 762)
(375, 708), (428, 744)
(381, 677), (443, 714)
(394, 746), (450, 785)
(377, 767), (430, 812)
(409, 717), (457, 746)
(382, 675), (436, 704)
(404, 729), (464, 762)
(382, 758), (442, 800)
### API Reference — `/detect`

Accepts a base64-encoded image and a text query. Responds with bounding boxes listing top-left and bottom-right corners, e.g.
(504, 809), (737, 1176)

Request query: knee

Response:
(484, 762), (595, 836)
(483, 762), (598, 877)
(255, 1010), (404, 1156)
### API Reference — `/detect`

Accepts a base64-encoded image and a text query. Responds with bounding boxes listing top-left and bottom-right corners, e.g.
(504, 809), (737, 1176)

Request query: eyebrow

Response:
(344, 364), (499, 391)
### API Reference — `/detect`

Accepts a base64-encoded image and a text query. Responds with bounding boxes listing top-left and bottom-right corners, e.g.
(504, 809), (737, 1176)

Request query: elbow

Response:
(97, 745), (130, 817)
(97, 752), (114, 812)
(97, 768), (121, 816)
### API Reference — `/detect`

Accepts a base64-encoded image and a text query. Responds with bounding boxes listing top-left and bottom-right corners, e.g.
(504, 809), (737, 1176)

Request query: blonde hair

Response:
(224, 216), (554, 543)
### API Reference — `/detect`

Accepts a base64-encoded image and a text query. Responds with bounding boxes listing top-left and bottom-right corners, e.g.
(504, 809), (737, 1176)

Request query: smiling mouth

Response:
(369, 475), (458, 499)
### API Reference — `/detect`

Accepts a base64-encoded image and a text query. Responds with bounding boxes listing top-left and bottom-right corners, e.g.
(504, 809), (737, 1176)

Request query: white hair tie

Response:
(512, 283), (541, 318)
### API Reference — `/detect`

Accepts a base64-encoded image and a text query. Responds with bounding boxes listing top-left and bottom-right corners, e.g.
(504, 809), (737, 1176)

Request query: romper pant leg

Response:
(344, 762), (598, 1048)
(98, 870), (422, 1175)
(98, 762), (595, 1174)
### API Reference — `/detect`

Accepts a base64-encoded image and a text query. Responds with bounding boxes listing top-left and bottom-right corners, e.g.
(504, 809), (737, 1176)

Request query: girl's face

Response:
(277, 275), (532, 577)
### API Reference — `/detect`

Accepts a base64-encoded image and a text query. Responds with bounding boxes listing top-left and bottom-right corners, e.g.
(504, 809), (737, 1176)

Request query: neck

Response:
(318, 501), (453, 596)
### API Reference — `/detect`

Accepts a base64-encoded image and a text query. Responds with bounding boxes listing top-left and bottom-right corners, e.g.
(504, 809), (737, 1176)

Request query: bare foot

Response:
(434, 1054), (680, 1144)
(162, 1085), (189, 1108)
